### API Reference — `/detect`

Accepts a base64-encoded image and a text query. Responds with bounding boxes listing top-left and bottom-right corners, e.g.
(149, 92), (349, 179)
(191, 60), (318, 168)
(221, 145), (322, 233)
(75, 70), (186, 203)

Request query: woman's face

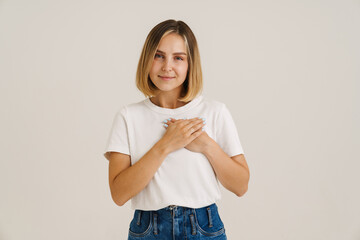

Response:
(149, 33), (189, 94)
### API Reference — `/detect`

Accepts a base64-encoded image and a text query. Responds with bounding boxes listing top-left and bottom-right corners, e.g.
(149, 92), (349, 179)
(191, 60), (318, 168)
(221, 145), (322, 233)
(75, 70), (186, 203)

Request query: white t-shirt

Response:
(103, 95), (245, 210)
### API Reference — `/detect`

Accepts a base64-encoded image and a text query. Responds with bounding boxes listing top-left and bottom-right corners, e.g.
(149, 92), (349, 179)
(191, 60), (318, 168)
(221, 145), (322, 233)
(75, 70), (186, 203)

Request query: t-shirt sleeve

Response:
(215, 104), (245, 157)
(103, 106), (131, 161)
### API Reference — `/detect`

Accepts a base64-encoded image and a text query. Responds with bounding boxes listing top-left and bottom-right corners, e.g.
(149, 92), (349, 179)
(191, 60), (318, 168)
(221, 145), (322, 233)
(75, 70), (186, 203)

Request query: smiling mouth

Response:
(159, 75), (175, 80)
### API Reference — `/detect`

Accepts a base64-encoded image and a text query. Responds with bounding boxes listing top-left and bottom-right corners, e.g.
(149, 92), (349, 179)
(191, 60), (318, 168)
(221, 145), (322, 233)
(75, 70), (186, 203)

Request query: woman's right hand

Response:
(159, 118), (205, 153)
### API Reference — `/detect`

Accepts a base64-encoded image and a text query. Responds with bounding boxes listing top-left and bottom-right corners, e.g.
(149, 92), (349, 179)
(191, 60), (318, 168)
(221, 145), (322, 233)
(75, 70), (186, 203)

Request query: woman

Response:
(104, 19), (250, 240)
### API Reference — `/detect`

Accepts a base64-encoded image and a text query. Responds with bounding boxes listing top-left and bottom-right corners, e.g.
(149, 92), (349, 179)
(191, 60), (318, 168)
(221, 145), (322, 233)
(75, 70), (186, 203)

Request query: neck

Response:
(150, 93), (187, 109)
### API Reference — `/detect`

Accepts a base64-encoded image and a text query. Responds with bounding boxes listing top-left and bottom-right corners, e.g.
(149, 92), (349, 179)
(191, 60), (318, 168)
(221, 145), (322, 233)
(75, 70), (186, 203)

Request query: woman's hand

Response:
(159, 117), (205, 153)
(163, 117), (211, 153)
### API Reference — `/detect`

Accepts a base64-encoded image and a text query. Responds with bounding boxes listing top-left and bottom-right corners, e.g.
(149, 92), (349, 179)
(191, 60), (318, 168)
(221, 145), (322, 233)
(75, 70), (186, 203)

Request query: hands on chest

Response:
(160, 117), (213, 154)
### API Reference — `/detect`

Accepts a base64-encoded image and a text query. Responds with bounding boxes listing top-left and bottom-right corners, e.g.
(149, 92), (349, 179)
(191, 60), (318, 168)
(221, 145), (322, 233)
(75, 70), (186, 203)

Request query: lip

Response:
(159, 75), (175, 81)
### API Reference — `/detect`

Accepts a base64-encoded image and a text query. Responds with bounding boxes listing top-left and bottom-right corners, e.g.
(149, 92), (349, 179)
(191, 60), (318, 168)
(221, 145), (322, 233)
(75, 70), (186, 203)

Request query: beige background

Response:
(1, 0), (359, 239)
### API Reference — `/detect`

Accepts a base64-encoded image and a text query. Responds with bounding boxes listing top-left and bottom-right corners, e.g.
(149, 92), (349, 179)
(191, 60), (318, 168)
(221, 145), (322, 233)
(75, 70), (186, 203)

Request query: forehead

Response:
(157, 33), (187, 52)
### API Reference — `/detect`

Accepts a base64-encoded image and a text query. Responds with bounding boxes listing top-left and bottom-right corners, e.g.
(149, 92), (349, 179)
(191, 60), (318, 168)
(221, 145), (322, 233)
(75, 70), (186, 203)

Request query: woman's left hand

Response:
(163, 118), (213, 154)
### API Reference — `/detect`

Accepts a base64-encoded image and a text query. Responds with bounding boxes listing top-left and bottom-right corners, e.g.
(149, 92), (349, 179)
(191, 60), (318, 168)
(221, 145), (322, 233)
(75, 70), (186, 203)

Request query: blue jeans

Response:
(128, 203), (227, 239)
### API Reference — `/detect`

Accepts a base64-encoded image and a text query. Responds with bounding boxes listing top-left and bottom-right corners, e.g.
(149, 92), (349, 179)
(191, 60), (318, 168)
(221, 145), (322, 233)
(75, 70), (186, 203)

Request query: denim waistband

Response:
(129, 203), (225, 239)
(166, 204), (200, 208)
(156, 203), (216, 212)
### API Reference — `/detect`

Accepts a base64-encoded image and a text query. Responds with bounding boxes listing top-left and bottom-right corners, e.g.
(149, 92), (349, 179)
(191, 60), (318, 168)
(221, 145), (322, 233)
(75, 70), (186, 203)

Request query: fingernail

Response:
(202, 127), (205, 131)
(163, 120), (168, 123)
(163, 123), (168, 127)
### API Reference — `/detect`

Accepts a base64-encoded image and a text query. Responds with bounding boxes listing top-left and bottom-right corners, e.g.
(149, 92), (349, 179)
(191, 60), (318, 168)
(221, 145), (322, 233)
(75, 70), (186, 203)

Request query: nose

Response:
(162, 59), (172, 72)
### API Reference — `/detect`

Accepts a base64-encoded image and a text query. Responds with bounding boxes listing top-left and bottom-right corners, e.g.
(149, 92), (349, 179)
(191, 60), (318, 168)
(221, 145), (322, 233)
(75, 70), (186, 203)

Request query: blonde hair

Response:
(136, 19), (203, 102)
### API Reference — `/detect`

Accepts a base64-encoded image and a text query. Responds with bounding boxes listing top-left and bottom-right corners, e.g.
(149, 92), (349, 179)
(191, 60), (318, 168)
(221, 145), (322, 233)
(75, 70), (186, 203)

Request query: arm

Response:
(108, 140), (170, 206)
(202, 137), (250, 197)
(163, 118), (250, 196)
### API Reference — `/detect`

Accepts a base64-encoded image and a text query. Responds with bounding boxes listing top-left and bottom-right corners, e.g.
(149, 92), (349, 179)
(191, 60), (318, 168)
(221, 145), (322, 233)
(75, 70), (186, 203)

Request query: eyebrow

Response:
(156, 49), (187, 55)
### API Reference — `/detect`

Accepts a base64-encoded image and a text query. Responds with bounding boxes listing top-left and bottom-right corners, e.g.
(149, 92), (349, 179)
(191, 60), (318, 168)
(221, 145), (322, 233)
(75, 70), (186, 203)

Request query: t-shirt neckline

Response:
(144, 95), (203, 115)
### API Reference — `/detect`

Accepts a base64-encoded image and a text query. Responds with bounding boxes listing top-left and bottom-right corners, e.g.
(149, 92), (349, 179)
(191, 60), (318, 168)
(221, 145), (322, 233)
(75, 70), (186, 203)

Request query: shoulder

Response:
(115, 99), (147, 116)
(201, 95), (226, 112)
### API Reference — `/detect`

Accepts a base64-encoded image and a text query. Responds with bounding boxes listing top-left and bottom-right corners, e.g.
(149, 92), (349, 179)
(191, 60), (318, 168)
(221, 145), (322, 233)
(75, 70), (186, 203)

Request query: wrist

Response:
(154, 139), (172, 156)
(202, 138), (217, 156)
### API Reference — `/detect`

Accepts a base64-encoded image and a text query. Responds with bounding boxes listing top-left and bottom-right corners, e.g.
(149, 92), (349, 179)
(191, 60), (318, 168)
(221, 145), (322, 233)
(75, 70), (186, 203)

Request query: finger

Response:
(171, 118), (187, 127)
(162, 119), (170, 128)
(184, 122), (204, 136)
(189, 127), (204, 141)
(162, 118), (172, 126)
(183, 118), (205, 131)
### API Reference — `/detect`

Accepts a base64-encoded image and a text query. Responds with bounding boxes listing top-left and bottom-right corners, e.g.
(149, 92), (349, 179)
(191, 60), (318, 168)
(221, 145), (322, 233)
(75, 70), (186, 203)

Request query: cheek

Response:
(177, 63), (188, 76)
(182, 66), (189, 76)
(150, 62), (161, 75)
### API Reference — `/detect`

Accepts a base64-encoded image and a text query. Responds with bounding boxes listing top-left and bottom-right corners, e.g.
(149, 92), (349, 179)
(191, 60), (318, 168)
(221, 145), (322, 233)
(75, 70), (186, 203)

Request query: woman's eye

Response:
(155, 54), (163, 59)
(175, 56), (183, 61)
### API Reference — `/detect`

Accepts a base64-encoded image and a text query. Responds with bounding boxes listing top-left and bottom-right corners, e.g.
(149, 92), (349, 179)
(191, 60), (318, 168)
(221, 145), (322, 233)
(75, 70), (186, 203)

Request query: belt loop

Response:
(136, 210), (142, 225)
(153, 212), (158, 235)
(189, 214), (197, 235)
(207, 207), (213, 227)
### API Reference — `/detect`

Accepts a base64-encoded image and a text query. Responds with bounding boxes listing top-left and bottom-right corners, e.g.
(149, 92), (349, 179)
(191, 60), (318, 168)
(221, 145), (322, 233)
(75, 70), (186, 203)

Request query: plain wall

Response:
(0, 0), (359, 239)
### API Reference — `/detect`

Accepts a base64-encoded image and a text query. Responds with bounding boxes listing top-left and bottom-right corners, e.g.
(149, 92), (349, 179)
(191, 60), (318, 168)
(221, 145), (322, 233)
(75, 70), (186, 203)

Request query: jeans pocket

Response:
(192, 204), (225, 237)
(128, 210), (153, 238)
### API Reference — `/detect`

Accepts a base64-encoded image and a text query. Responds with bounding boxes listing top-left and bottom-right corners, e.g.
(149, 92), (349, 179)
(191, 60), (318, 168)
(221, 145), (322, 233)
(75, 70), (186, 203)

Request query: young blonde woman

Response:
(104, 19), (250, 240)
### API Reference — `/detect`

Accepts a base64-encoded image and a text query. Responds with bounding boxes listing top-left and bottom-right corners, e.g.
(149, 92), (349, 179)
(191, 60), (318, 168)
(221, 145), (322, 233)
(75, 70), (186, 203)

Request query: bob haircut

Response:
(136, 19), (203, 102)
